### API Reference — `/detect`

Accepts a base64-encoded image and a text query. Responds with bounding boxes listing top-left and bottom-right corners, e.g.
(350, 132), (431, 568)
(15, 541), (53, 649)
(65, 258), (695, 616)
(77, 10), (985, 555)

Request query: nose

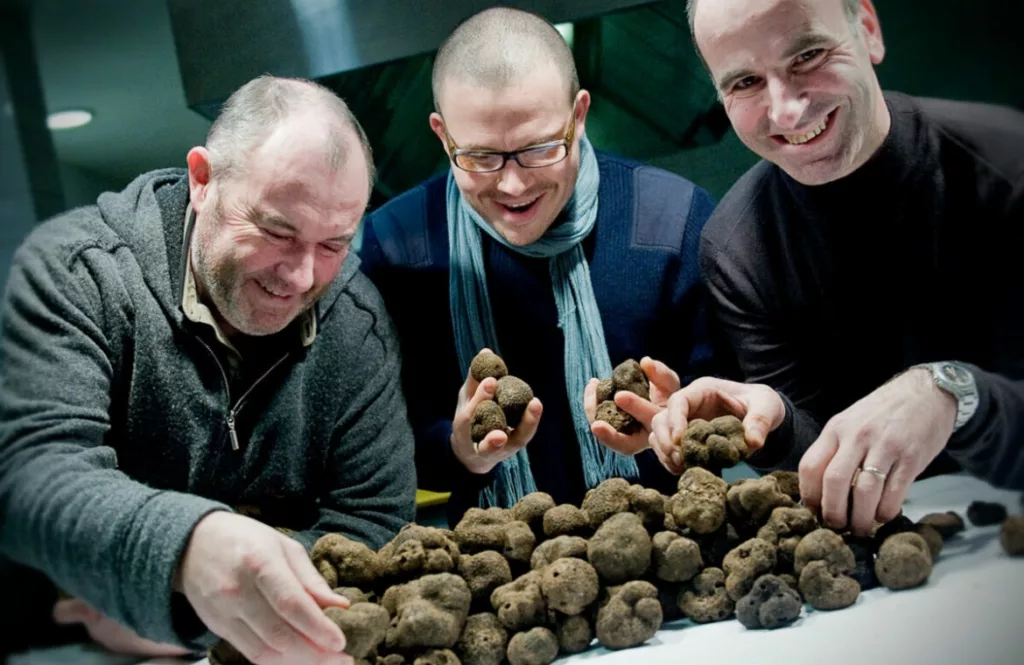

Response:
(767, 75), (810, 131)
(495, 160), (530, 197)
(278, 245), (315, 294)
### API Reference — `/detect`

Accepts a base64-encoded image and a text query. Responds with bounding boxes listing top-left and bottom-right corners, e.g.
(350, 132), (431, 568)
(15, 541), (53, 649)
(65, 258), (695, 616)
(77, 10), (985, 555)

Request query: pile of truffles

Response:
(593, 359), (651, 434)
(469, 352), (534, 441)
(209, 421), (1024, 665)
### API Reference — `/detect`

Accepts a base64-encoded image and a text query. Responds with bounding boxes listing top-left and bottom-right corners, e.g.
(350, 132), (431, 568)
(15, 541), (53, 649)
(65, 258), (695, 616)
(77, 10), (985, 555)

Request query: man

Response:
(359, 7), (718, 524)
(649, 0), (1024, 536)
(0, 75), (416, 665)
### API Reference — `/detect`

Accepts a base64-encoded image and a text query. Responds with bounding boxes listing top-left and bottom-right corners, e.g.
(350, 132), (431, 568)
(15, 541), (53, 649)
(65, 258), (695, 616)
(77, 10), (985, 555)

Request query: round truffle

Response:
(311, 533), (378, 589)
(678, 567), (734, 623)
(967, 500), (1008, 527)
(798, 560), (860, 610)
(554, 614), (592, 654)
(668, 467), (729, 535)
(540, 558), (600, 616)
(595, 581), (662, 650)
(581, 478), (632, 528)
(542, 504), (591, 539)
(794, 529), (855, 576)
(587, 512), (652, 584)
(875, 532), (933, 590)
(459, 550), (513, 609)
(471, 400), (508, 444)
(530, 535), (588, 570)
(918, 512), (965, 540)
(511, 492), (556, 539)
(506, 627), (558, 665)
(652, 531), (703, 583)
(1000, 515), (1024, 556)
(913, 523), (944, 559)
(611, 358), (650, 399)
(768, 470), (801, 502)
(471, 352), (508, 382)
(455, 613), (508, 665)
(723, 538), (778, 601)
(595, 378), (615, 404)
(735, 574), (802, 629)
(495, 376), (534, 428)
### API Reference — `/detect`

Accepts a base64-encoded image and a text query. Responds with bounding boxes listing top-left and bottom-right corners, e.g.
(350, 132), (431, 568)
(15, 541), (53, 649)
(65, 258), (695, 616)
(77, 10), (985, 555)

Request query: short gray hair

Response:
(205, 75), (375, 194)
(432, 7), (579, 113)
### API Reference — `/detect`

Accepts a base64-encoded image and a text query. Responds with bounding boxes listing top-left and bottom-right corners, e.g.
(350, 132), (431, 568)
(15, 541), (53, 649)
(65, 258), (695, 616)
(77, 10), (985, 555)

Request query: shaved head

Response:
(432, 7), (579, 112)
(687, 0), (861, 39)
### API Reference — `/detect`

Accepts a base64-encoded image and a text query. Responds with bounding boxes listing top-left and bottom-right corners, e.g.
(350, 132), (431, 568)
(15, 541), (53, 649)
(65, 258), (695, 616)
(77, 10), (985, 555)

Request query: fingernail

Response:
(671, 451), (682, 466)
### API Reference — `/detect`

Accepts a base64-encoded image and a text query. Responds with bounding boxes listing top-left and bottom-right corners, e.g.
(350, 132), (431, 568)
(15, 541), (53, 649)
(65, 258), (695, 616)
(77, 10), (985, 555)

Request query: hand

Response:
(650, 377), (786, 474)
(584, 357), (680, 457)
(178, 511), (353, 665)
(52, 598), (192, 658)
(450, 348), (543, 475)
(799, 368), (956, 536)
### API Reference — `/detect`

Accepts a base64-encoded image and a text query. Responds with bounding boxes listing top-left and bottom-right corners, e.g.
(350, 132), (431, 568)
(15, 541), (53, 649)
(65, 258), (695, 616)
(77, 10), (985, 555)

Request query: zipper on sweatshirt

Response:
(196, 336), (289, 451)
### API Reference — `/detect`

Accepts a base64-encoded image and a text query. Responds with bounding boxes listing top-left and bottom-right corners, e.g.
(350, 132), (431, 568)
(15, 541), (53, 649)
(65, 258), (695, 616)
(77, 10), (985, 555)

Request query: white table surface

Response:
(13, 474), (1023, 665)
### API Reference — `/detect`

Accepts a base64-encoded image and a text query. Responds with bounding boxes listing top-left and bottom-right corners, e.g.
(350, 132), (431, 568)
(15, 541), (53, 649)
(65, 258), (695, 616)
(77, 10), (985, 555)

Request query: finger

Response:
(650, 431), (684, 474)
(649, 411), (676, 464)
(53, 598), (98, 625)
(819, 440), (865, 530)
(875, 460), (916, 524)
(461, 377), (497, 421)
(641, 357), (681, 400)
(282, 540), (350, 611)
(252, 564), (346, 653)
(614, 391), (660, 431)
(798, 428), (839, 512)
(850, 454), (895, 536)
(589, 421), (647, 455)
(665, 389), (693, 444)
(507, 398), (543, 447)
(584, 378), (598, 422)
(225, 619), (279, 665)
(475, 429), (509, 456)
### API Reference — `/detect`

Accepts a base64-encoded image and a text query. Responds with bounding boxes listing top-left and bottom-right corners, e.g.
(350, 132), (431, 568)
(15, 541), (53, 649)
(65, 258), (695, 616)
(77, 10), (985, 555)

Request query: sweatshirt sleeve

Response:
(699, 217), (824, 472)
(0, 240), (229, 650)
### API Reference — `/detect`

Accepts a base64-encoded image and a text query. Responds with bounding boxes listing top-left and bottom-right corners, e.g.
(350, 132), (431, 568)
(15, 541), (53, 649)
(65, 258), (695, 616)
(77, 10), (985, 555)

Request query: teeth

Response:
(784, 116), (828, 145)
(260, 282), (288, 297)
(503, 198), (537, 211)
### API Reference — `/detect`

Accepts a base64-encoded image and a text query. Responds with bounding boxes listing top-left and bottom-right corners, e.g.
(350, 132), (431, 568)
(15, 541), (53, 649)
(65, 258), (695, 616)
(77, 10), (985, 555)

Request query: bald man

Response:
(359, 7), (720, 524)
(650, 0), (1024, 537)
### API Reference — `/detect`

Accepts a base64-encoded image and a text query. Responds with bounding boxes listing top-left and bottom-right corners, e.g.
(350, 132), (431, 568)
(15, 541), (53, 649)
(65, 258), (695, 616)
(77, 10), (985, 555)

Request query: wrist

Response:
(909, 362), (979, 433)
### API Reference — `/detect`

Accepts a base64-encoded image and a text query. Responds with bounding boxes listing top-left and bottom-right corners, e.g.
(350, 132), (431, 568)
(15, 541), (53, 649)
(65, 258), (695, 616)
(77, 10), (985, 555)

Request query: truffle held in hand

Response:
(675, 416), (751, 473)
(593, 359), (650, 434)
(495, 375), (534, 428)
(471, 400), (508, 444)
(471, 352), (509, 382)
(323, 603), (390, 659)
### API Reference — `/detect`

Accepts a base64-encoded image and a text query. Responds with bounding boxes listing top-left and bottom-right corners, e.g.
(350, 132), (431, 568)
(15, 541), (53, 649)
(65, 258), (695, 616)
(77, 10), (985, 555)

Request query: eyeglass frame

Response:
(441, 101), (578, 173)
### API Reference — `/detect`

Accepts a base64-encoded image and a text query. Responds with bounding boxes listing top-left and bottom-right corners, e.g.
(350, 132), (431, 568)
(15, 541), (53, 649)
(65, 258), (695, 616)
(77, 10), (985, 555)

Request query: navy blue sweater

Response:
(360, 152), (718, 523)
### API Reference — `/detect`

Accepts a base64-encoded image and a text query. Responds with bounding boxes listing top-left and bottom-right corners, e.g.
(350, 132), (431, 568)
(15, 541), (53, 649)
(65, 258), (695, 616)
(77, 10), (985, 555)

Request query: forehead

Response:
(228, 120), (370, 232)
(439, 65), (573, 147)
(695, 0), (848, 65)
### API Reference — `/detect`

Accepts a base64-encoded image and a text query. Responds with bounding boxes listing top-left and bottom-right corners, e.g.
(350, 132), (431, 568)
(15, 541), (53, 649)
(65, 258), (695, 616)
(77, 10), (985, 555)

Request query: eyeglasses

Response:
(443, 103), (577, 173)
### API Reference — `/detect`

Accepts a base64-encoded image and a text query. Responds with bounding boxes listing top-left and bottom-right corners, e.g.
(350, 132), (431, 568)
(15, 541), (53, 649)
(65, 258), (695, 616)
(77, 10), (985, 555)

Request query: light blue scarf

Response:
(447, 135), (640, 508)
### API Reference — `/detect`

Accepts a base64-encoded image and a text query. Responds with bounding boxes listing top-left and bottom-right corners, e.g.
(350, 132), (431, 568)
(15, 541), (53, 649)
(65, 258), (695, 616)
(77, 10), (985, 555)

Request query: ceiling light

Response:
(47, 109), (93, 130)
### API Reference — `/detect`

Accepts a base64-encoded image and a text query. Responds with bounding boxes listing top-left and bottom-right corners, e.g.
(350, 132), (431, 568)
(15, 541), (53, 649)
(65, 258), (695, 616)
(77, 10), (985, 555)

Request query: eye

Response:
(319, 243), (345, 256)
(733, 76), (761, 92)
(262, 228), (290, 243)
(796, 48), (824, 65)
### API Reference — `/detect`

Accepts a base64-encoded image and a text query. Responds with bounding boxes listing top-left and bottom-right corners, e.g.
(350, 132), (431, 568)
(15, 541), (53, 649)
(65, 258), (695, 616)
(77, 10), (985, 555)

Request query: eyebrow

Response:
(253, 210), (355, 244)
(717, 32), (834, 92)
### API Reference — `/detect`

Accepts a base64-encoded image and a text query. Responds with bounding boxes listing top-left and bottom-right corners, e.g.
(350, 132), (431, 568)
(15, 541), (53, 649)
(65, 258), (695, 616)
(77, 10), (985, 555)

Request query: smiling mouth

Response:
(777, 109), (835, 146)
(256, 280), (295, 301)
(498, 194), (542, 215)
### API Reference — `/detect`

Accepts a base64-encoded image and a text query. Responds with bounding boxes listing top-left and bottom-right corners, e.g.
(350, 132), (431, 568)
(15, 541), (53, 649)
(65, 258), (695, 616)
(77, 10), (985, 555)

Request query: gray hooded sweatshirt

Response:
(0, 169), (416, 650)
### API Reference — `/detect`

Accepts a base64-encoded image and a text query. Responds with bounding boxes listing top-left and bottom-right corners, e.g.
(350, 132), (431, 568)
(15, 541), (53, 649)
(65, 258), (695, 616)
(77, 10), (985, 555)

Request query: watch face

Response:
(940, 363), (971, 386)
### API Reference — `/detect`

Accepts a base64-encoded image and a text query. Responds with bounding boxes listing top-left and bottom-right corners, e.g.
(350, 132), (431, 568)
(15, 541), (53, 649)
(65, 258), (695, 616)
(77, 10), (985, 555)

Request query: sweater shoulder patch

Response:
(630, 165), (695, 251)
(367, 183), (434, 267)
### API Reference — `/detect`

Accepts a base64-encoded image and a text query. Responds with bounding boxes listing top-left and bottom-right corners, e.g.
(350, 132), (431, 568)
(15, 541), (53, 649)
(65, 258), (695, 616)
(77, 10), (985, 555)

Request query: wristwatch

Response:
(913, 362), (979, 433)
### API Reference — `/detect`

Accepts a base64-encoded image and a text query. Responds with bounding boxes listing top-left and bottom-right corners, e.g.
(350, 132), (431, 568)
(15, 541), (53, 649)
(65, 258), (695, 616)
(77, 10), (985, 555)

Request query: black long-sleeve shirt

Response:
(700, 92), (1024, 488)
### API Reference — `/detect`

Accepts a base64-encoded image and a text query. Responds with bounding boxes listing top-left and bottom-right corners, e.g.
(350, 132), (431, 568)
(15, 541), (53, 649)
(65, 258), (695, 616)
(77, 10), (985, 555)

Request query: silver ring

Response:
(859, 465), (887, 481)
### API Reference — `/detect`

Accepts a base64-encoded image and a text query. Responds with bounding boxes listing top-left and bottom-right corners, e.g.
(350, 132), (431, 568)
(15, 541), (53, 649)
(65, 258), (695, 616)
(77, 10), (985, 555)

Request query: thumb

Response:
(641, 357), (680, 397)
(53, 598), (98, 625)
(741, 411), (774, 450)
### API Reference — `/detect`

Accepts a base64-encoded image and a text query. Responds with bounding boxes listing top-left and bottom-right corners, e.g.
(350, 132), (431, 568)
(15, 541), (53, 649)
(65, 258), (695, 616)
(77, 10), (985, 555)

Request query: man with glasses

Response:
(359, 7), (719, 523)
